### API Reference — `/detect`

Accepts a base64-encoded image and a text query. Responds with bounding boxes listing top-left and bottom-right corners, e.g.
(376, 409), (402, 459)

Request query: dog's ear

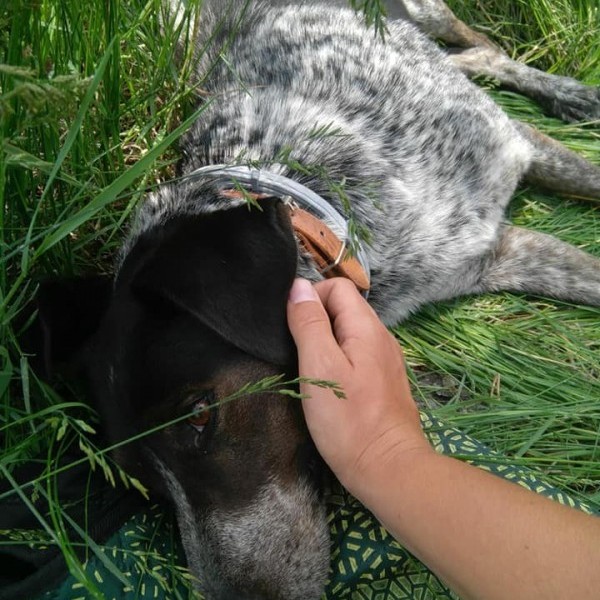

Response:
(131, 198), (298, 366)
(28, 276), (113, 376)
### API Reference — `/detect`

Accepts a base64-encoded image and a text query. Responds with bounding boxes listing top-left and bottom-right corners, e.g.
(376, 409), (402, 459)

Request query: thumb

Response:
(287, 278), (343, 369)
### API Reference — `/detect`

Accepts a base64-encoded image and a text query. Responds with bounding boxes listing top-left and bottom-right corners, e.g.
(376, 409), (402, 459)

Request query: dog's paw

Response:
(542, 79), (600, 123)
(553, 84), (600, 121)
(449, 48), (600, 124)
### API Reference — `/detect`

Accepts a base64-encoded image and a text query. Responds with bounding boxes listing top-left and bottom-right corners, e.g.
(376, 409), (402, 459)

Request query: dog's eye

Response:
(188, 398), (211, 433)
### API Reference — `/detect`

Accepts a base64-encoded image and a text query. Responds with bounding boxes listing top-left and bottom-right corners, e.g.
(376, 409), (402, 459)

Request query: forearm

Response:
(347, 450), (600, 600)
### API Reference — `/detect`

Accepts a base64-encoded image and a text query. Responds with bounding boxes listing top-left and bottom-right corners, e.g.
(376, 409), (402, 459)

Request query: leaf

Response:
(3, 141), (84, 188)
(21, 38), (118, 274)
(128, 476), (149, 500)
(74, 419), (96, 434)
(34, 101), (211, 258)
(0, 346), (13, 400)
(78, 439), (97, 471)
(56, 417), (68, 441)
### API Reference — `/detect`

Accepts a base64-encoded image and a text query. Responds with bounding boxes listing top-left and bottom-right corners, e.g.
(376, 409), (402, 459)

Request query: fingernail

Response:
(288, 278), (318, 304)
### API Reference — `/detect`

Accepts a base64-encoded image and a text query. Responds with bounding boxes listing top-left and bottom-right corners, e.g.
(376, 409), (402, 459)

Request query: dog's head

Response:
(37, 197), (330, 599)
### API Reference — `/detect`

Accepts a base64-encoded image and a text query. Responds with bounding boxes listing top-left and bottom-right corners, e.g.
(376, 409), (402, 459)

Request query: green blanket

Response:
(35, 414), (595, 600)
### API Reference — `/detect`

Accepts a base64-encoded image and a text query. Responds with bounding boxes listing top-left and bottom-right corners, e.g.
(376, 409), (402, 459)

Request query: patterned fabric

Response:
(327, 489), (457, 599)
(40, 414), (594, 600)
(323, 413), (594, 600)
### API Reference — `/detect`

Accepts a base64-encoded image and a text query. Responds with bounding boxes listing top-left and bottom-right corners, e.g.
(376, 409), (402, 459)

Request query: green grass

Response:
(1, 0), (599, 595)
(1, 1), (204, 595)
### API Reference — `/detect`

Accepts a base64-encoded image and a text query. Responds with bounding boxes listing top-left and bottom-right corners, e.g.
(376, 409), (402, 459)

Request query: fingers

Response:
(288, 277), (374, 355)
(287, 277), (391, 378)
(312, 278), (385, 353)
(286, 278), (348, 375)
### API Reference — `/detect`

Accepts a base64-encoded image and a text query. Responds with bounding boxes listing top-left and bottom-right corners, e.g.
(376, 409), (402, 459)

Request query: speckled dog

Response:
(45, 2), (600, 599)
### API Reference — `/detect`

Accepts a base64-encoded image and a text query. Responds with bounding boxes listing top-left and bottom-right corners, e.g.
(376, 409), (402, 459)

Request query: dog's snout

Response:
(201, 480), (330, 600)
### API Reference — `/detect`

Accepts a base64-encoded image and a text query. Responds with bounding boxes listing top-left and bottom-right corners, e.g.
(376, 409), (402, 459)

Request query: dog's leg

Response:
(399, 0), (498, 49)
(467, 121), (600, 305)
(399, 0), (600, 122)
(514, 122), (600, 201)
(473, 226), (600, 307)
(448, 48), (600, 123)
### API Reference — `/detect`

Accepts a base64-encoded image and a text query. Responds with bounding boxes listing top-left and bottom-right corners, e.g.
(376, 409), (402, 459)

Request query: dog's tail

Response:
(516, 121), (600, 201)
(472, 226), (600, 307)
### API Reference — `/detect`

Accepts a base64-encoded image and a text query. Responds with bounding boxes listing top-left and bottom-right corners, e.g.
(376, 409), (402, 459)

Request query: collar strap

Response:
(289, 205), (370, 292)
(184, 165), (371, 294)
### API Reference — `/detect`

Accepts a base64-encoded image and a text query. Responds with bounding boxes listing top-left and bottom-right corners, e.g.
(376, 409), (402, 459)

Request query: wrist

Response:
(339, 427), (436, 501)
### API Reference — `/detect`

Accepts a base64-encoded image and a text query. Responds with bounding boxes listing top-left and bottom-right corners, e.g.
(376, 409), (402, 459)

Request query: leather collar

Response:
(184, 165), (371, 294)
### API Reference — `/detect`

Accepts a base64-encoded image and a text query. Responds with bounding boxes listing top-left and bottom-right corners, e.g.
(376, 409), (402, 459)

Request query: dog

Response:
(36, 1), (600, 598)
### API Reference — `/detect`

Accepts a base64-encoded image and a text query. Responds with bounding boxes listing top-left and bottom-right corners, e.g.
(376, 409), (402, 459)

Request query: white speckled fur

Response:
(205, 481), (329, 599)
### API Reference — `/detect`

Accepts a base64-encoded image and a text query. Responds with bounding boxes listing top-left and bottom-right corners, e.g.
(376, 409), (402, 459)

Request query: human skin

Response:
(287, 277), (600, 600)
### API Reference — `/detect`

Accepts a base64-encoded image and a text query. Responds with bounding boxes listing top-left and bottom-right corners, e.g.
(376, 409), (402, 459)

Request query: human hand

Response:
(286, 278), (432, 495)
(289, 284), (600, 600)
